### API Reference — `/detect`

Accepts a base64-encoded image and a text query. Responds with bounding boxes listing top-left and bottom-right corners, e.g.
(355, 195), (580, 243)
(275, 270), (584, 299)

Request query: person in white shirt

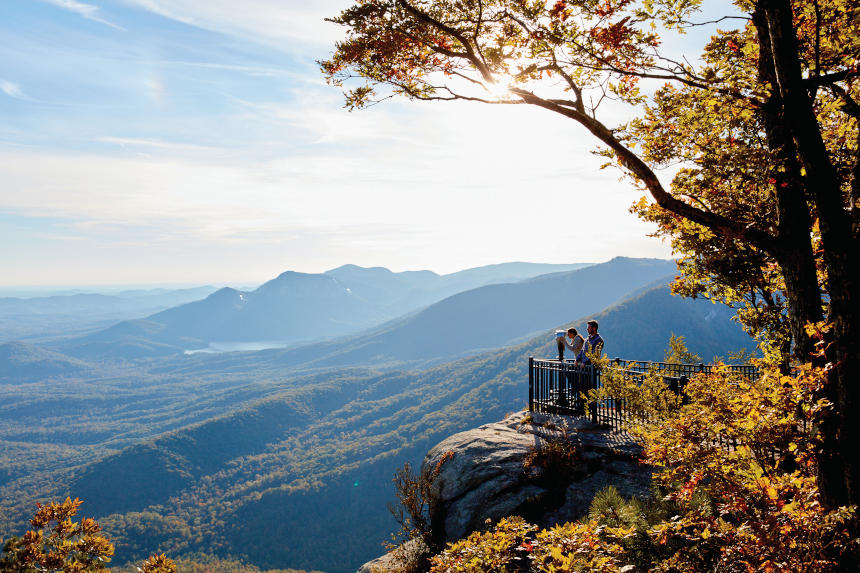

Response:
(562, 327), (584, 358)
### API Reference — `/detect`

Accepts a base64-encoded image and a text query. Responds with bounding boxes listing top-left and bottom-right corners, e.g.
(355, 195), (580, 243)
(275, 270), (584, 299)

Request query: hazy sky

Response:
(0, 0), (682, 286)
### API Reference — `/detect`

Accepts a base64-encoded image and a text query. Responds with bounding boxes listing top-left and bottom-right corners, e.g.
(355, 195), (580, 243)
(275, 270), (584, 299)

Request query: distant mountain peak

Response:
(207, 286), (243, 299)
(606, 255), (675, 265)
(270, 270), (336, 282)
(325, 264), (397, 277)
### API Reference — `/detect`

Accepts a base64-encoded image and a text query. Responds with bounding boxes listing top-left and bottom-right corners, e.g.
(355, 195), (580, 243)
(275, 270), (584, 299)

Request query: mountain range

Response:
(0, 257), (757, 573)
(0, 286), (219, 342)
(42, 262), (590, 359)
(254, 257), (678, 370)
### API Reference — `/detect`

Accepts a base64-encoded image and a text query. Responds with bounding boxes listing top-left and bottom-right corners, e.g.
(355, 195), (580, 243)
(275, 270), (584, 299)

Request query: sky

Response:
(0, 0), (684, 287)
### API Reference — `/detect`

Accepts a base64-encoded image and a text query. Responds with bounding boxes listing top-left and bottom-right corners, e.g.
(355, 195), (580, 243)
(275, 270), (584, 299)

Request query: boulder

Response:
(356, 411), (651, 572)
(422, 410), (650, 542)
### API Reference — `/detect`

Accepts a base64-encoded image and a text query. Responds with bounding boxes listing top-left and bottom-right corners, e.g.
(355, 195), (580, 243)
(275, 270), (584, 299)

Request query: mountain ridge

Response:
(258, 256), (679, 371)
(49, 261), (598, 360)
(1, 279), (757, 573)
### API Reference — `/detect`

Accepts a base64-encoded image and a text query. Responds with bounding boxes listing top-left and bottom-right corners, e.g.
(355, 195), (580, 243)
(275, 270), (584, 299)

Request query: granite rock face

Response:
(421, 411), (650, 542)
(356, 411), (651, 571)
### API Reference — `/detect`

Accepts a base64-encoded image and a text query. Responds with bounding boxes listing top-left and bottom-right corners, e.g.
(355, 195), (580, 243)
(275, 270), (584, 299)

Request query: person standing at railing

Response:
(576, 320), (604, 366)
(562, 327), (584, 359)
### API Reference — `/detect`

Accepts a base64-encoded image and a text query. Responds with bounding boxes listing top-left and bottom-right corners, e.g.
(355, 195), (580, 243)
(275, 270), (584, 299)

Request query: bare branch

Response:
(556, 40), (763, 105)
(678, 15), (752, 27)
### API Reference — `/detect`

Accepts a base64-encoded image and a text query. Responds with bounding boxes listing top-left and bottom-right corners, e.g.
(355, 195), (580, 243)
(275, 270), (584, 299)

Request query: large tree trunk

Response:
(753, 6), (822, 362)
(759, 0), (860, 508)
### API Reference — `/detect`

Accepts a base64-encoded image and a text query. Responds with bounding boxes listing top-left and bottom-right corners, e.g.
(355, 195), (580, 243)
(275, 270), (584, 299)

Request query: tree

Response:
(387, 461), (438, 571)
(320, 0), (859, 509)
(0, 499), (179, 573)
(0, 497), (114, 572)
(137, 554), (177, 573)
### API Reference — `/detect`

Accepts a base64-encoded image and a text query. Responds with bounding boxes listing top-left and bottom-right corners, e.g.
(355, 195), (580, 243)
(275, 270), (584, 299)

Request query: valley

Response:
(0, 258), (757, 573)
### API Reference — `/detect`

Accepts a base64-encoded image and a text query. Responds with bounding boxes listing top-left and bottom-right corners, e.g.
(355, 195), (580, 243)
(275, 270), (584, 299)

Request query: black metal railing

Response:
(528, 358), (600, 420)
(528, 356), (760, 431)
(605, 358), (759, 380)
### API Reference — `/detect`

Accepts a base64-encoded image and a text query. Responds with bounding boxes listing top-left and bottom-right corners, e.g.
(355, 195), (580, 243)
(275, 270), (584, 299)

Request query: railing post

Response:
(590, 365), (598, 424)
(528, 356), (534, 412)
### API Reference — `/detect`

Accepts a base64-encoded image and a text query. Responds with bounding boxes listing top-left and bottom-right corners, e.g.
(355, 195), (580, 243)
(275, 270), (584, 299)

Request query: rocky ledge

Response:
(423, 410), (651, 542)
(358, 411), (650, 572)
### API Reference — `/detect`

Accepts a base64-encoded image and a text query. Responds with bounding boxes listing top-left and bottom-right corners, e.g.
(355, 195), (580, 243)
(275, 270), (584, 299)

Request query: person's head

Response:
(587, 320), (598, 335)
(567, 327), (578, 338)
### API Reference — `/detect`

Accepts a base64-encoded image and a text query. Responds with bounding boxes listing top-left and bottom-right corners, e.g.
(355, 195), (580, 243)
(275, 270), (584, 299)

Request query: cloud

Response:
(165, 61), (294, 78)
(0, 128), (669, 276)
(1, 0), (678, 285)
(39, 0), (126, 30)
(0, 80), (26, 100)
(118, 0), (350, 51)
(94, 136), (219, 154)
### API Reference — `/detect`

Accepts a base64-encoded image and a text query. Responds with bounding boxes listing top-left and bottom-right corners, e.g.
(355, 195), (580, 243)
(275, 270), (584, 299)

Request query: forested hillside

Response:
(0, 282), (755, 573)
(0, 286), (219, 342)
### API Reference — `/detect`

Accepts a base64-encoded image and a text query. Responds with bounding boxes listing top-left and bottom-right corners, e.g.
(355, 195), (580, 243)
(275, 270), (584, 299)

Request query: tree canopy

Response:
(321, 0), (859, 510)
(0, 498), (180, 573)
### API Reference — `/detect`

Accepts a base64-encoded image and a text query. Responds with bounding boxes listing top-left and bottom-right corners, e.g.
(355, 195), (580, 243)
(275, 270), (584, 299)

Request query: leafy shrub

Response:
(638, 364), (859, 571)
(0, 499), (188, 573)
(0, 497), (114, 572)
(522, 437), (581, 491)
(531, 520), (630, 572)
(428, 516), (535, 573)
(385, 462), (439, 572)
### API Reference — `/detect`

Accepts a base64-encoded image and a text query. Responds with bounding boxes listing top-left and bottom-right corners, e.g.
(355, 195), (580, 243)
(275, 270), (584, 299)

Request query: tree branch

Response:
(678, 15), (752, 27)
(397, 0), (495, 82)
(508, 87), (780, 252)
(803, 70), (860, 89)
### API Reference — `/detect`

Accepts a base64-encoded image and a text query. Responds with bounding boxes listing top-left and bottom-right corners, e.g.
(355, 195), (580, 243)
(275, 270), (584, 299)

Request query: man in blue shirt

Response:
(576, 320), (604, 365)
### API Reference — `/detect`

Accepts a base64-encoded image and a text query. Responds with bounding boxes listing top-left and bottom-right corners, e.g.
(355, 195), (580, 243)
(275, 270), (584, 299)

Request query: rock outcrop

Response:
(422, 411), (650, 542)
(357, 411), (651, 571)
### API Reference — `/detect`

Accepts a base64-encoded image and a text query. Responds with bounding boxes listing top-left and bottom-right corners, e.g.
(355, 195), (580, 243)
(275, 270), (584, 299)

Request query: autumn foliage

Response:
(637, 363), (857, 571)
(323, 0), (860, 516)
(0, 497), (114, 572)
(0, 498), (184, 573)
(423, 357), (858, 572)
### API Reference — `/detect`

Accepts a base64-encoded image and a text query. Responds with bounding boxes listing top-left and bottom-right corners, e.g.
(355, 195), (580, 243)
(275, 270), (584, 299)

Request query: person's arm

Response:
(572, 335), (584, 355)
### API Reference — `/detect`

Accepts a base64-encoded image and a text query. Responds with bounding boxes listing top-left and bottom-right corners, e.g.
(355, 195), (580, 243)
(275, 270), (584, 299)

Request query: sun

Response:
(483, 75), (516, 101)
